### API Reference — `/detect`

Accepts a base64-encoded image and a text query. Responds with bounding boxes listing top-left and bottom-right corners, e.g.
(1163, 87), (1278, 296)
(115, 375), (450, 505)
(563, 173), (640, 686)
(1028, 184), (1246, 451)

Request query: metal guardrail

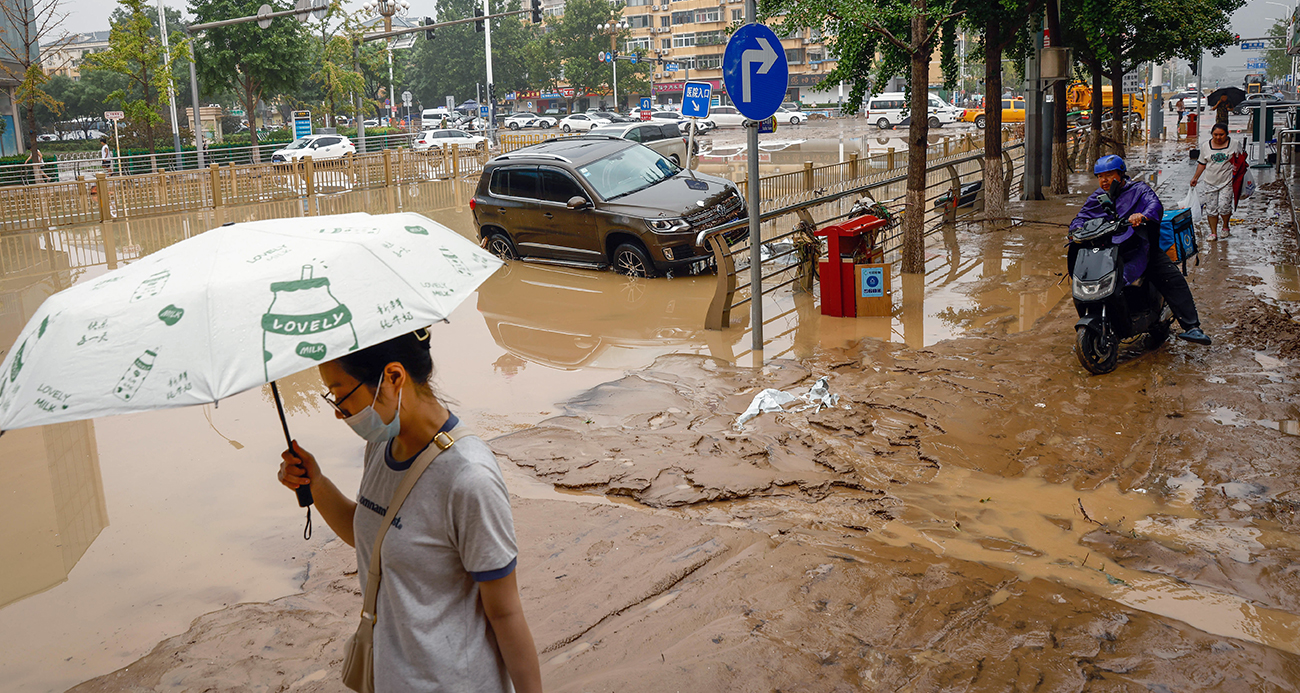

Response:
(0, 145), (491, 233)
(701, 132), (1026, 332)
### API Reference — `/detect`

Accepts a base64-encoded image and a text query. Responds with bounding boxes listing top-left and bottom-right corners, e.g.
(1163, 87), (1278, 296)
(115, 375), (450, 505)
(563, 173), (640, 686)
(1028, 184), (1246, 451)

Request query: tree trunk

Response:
(1087, 60), (1103, 165)
(1109, 59), (1125, 157)
(1046, 0), (1069, 194)
(901, 0), (930, 274)
(983, 19), (1006, 222)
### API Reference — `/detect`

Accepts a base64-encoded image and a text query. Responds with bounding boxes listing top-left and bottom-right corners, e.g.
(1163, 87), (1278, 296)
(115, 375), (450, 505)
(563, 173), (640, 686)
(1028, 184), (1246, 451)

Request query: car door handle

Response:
(498, 208), (507, 214)
(543, 212), (553, 219)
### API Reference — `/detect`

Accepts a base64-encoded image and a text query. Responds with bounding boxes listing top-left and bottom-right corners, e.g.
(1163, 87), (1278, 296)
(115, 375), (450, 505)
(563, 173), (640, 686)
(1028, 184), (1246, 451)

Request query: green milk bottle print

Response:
(113, 349), (158, 401)
(261, 265), (358, 380)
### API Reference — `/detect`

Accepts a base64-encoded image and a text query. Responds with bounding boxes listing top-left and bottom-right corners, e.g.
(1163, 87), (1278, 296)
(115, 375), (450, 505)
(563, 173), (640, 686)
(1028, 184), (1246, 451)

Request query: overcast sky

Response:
(55, 0), (1294, 85)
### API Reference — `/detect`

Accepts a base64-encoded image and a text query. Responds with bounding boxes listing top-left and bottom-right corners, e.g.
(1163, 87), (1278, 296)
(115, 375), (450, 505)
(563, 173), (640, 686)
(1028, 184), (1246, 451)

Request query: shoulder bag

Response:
(341, 425), (467, 693)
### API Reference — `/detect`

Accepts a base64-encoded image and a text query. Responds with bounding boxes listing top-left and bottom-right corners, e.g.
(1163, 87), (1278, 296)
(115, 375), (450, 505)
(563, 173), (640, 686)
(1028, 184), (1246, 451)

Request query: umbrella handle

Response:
(271, 381), (314, 508)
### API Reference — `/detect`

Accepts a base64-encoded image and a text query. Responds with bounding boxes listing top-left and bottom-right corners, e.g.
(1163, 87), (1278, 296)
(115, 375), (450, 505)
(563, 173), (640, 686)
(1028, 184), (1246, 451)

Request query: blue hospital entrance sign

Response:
(722, 23), (789, 122)
(860, 266), (884, 298)
(682, 81), (712, 118)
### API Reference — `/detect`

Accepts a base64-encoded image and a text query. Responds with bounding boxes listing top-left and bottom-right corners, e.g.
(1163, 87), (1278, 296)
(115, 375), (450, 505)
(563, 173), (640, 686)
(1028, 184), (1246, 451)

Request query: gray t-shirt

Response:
(354, 428), (518, 693)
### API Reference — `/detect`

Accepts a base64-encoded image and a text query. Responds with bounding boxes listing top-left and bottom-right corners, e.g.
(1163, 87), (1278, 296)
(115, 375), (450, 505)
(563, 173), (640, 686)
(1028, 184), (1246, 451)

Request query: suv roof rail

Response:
(552, 134), (626, 141)
(494, 151), (574, 163)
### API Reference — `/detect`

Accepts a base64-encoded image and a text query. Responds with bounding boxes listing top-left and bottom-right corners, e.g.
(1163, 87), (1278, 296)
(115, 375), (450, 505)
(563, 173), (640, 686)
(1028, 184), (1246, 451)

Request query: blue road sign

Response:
(640, 97), (652, 111)
(292, 110), (312, 139)
(722, 23), (789, 121)
(665, 63), (678, 72)
(682, 81), (712, 118)
(757, 116), (776, 134)
(480, 105), (490, 117)
(630, 54), (638, 64)
(860, 266), (884, 298)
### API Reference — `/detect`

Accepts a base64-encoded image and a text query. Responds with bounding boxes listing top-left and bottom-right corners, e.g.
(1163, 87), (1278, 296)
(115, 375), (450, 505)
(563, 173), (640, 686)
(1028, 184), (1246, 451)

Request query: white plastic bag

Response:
(1239, 170), (1256, 201)
(1179, 186), (1204, 223)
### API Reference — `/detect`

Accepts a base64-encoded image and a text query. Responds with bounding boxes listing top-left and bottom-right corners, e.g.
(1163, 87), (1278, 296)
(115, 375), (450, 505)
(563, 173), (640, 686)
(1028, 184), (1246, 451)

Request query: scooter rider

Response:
(1068, 155), (1212, 345)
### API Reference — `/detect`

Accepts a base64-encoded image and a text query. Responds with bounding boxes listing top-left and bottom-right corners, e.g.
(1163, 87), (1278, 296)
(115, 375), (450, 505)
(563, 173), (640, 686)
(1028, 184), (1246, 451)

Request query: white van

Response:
(420, 107), (451, 122)
(866, 92), (962, 129)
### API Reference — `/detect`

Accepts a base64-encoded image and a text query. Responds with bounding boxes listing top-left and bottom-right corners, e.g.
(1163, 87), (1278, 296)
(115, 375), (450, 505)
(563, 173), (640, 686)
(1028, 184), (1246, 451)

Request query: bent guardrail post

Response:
(705, 233), (738, 330)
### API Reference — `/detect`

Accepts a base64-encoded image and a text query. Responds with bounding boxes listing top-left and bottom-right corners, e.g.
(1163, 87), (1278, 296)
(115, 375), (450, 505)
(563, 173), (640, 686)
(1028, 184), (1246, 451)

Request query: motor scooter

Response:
(1069, 199), (1174, 374)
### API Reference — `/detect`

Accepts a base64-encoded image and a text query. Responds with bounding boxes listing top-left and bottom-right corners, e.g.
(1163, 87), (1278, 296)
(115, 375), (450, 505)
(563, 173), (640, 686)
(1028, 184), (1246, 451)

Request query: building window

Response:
(677, 56), (695, 70)
(661, 38), (672, 50)
(809, 51), (823, 63)
(784, 48), (804, 64)
(660, 15), (671, 27)
(696, 30), (723, 46)
(625, 37), (651, 51)
(626, 14), (651, 28)
(626, 0), (650, 5)
(694, 8), (720, 22)
(672, 33), (695, 47)
(695, 54), (722, 70)
(672, 10), (693, 24)
(731, 9), (742, 21)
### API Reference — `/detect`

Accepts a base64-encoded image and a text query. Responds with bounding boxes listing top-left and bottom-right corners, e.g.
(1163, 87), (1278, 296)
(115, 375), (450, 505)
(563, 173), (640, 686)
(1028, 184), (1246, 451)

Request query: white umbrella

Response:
(0, 212), (501, 521)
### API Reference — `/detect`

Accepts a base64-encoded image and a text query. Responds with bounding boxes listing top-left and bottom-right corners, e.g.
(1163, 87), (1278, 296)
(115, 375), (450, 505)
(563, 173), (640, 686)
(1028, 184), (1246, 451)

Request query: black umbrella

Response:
(1206, 87), (1247, 110)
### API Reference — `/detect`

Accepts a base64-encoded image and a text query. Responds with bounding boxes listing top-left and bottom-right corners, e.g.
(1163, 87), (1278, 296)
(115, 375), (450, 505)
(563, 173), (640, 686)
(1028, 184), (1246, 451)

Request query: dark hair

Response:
(1211, 123), (1229, 135)
(336, 328), (436, 397)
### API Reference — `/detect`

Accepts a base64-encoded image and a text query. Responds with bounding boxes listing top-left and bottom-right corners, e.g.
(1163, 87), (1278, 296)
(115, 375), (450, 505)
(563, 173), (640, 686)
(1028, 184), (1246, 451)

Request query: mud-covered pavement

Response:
(56, 140), (1300, 691)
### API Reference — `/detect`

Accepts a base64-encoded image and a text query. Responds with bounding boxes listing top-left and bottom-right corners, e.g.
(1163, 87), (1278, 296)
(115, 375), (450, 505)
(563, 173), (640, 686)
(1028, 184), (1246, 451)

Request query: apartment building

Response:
(618, 0), (841, 107)
(40, 31), (110, 81)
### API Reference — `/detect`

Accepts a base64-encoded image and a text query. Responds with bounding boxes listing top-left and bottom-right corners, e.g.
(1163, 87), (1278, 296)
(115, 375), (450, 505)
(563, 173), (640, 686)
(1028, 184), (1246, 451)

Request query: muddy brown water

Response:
(5, 137), (1300, 690)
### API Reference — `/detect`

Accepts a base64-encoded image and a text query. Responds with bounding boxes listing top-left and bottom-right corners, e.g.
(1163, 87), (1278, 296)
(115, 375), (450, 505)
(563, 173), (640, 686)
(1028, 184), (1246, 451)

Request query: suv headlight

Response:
(1072, 271), (1117, 300)
(647, 218), (690, 233)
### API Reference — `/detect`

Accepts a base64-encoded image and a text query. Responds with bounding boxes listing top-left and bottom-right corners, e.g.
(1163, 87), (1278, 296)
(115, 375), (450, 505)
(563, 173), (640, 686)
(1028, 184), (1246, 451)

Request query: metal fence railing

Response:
(702, 131), (1026, 332)
(0, 144), (492, 232)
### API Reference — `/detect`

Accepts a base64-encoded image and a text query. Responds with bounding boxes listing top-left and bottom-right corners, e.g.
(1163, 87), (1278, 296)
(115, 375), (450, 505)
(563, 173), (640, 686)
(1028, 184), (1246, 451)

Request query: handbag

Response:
(341, 425), (466, 693)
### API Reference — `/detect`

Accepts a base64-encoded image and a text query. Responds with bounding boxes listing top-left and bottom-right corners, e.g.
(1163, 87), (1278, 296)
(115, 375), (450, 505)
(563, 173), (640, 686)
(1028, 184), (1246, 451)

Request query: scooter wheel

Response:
(1076, 326), (1118, 374)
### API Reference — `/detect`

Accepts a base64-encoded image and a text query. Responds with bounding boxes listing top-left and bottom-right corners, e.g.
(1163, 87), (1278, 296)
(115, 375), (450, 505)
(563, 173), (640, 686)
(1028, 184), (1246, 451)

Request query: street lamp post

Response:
(597, 20), (628, 109)
(362, 0), (411, 128)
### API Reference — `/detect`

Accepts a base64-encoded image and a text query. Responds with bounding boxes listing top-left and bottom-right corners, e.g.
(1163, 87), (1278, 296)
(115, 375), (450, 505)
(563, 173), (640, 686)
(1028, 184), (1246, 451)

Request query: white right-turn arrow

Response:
(741, 37), (778, 103)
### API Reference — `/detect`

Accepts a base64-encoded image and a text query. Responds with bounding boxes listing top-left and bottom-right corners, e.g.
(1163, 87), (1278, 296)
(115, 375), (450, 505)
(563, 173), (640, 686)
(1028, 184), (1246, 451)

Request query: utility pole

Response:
(745, 0), (761, 354)
(483, 0), (496, 135)
(158, 0), (183, 166)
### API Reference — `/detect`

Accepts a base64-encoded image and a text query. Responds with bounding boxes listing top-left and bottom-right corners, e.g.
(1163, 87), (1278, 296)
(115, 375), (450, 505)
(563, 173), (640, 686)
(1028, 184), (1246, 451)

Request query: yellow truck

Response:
(1066, 84), (1147, 120)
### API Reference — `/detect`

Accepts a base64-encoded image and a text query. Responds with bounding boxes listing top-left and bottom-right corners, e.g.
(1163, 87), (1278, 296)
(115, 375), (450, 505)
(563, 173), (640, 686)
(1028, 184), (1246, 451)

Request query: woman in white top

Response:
(278, 329), (542, 692)
(1189, 122), (1241, 241)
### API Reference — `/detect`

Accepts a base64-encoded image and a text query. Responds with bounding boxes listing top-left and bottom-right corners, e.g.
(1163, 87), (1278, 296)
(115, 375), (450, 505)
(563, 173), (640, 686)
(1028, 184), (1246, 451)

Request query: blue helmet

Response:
(1093, 155), (1127, 175)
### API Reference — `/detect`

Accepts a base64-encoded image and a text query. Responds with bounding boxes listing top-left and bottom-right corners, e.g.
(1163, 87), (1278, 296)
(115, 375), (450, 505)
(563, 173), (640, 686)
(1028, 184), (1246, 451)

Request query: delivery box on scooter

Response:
(1160, 208), (1197, 264)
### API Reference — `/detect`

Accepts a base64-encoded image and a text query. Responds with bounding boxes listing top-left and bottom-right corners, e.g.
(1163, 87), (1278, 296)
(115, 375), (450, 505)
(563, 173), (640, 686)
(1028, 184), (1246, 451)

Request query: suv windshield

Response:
(577, 145), (680, 200)
(283, 138), (312, 150)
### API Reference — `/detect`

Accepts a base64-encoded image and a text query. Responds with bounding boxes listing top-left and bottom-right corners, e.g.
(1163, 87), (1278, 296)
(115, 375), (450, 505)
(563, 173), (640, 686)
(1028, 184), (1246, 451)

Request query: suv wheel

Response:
(669, 153), (681, 166)
(877, 117), (891, 129)
(484, 232), (518, 260)
(974, 114), (987, 129)
(928, 116), (941, 128)
(612, 242), (656, 278)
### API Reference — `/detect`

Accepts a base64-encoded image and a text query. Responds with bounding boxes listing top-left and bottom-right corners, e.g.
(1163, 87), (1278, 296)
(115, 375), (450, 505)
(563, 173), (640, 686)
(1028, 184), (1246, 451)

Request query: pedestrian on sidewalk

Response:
(99, 137), (113, 175)
(1176, 98), (1186, 124)
(1190, 123), (1241, 241)
(1214, 95), (1231, 128)
(278, 329), (543, 693)
(25, 147), (46, 184)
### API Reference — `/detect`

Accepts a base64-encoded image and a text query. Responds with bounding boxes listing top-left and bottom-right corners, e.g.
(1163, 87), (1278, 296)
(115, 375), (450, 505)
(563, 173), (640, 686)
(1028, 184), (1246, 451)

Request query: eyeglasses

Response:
(321, 378), (369, 416)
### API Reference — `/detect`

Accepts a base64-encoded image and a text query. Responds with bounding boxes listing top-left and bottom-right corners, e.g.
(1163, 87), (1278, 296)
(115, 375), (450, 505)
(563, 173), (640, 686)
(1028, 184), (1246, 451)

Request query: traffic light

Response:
(1234, 33), (1241, 45)
(530, 0), (542, 24)
(423, 16), (435, 40)
(1190, 60), (1198, 75)
(475, 6), (484, 32)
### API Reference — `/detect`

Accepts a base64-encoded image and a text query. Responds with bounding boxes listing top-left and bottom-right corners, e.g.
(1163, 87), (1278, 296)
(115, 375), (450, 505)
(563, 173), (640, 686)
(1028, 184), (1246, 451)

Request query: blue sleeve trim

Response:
(471, 557), (517, 582)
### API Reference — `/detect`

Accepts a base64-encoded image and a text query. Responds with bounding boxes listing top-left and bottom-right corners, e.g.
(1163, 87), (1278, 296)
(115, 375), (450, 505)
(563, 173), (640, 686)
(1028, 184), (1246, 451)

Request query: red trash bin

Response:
(1185, 112), (1198, 141)
(814, 214), (889, 317)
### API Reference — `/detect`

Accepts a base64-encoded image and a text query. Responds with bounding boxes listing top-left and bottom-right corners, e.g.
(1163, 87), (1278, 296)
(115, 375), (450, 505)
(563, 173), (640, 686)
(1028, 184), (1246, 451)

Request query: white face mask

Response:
(343, 376), (402, 442)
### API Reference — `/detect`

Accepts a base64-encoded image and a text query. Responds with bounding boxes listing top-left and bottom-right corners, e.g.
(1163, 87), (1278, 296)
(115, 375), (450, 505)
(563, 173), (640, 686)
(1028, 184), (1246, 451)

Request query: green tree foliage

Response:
(1265, 20), (1290, 84)
(190, 0), (312, 158)
(108, 3), (194, 111)
(83, 0), (191, 153)
(403, 0), (538, 112)
(761, 0), (960, 272)
(552, 0), (650, 110)
(0, 0), (66, 150)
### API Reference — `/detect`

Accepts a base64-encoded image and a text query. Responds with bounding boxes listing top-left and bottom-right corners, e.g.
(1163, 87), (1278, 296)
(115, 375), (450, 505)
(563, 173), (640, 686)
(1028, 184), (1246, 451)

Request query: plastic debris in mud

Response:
(733, 375), (841, 429)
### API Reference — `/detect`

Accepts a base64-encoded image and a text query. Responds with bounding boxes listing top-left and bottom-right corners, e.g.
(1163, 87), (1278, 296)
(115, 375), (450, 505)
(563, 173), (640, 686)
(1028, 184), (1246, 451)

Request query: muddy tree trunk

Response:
(901, 0), (931, 274)
(1047, 0), (1069, 194)
(1109, 59), (1126, 157)
(983, 19), (1006, 222)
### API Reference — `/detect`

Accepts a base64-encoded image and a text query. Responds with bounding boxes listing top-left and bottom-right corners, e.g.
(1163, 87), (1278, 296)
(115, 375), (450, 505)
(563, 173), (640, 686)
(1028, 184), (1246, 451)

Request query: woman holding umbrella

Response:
(278, 329), (543, 692)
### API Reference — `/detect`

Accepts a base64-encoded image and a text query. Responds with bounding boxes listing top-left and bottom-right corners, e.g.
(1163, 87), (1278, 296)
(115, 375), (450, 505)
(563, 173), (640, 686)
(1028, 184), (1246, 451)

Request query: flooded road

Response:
(7, 133), (1300, 691)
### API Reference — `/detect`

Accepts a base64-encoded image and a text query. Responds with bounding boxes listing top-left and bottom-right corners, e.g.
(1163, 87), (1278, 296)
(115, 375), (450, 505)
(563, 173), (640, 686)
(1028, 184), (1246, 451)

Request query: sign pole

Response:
(112, 119), (121, 175)
(744, 0), (761, 356)
(687, 116), (696, 172)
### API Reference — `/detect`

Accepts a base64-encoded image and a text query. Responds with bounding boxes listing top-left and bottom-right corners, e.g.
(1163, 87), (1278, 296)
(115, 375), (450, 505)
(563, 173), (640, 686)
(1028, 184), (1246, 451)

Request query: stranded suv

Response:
(471, 136), (746, 277)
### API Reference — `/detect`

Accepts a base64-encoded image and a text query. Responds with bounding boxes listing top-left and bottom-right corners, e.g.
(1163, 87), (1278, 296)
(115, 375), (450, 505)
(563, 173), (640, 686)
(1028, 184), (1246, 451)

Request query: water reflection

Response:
(0, 267), (107, 609)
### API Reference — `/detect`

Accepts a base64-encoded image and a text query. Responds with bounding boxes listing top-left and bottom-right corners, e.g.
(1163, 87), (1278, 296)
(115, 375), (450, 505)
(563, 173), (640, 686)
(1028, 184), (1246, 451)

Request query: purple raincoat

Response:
(1068, 178), (1161, 285)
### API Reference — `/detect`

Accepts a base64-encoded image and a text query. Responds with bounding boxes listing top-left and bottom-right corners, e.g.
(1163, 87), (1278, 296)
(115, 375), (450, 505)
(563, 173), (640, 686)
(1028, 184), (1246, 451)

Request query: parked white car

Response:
(412, 128), (488, 151)
(270, 134), (356, 163)
(589, 121), (690, 165)
(502, 112), (555, 129)
(557, 113), (610, 132)
(775, 107), (806, 125)
(701, 105), (747, 128)
(866, 92), (961, 129)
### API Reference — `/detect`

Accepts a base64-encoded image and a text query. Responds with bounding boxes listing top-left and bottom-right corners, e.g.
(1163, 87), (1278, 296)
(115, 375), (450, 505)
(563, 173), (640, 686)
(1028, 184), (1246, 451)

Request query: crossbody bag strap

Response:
(359, 424), (470, 623)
